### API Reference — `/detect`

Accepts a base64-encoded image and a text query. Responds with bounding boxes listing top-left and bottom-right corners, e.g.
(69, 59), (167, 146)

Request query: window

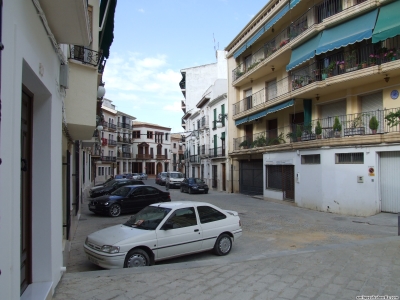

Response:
(301, 154), (321, 164)
(197, 206), (226, 224)
(98, 166), (104, 176)
(173, 143), (176, 148)
(165, 133), (169, 141)
(213, 109), (217, 129)
(166, 207), (197, 228)
(221, 104), (225, 126)
(132, 131), (140, 138)
(335, 153), (364, 164)
(147, 131), (153, 139)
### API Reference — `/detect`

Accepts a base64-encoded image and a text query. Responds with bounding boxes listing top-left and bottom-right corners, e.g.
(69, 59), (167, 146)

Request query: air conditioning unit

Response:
(60, 64), (69, 89)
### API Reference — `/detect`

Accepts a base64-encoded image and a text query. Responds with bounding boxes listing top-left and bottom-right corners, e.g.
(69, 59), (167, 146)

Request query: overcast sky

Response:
(103, 0), (268, 134)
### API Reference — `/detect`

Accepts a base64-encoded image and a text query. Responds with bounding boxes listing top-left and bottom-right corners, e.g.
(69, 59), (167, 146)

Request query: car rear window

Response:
(197, 206), (226, 224)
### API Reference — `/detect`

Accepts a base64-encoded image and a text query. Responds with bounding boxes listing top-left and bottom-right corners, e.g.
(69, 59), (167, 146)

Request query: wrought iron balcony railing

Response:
(233, 107), (400, 151)
(118, 152), (131, 158)
(209, 147), (226, 158)
(136, 154), (153, 159)
(101, 156), (117, 162)
(108, 140), (117, 146)
(156, 155), (167, 160)
(69, 45), (102, 66)
(189, 155), (200, 163)
(233, 40), (400, 116)
(232, 0), (368, 81)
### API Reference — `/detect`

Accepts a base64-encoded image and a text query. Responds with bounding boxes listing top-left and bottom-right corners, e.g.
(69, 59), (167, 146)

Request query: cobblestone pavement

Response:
(55, 181), (400, 299)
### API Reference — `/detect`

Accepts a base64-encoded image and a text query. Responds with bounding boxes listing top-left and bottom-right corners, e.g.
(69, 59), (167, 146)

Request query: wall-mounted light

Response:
(316, 94), (320, 101)
(272, 27), (274, 33)
(384, 74), (390, 83)
(216, 113), (228, 128)
(97, 124), (103, 131)
(97, 82), (106, 100)
(271, 65), (275, 72)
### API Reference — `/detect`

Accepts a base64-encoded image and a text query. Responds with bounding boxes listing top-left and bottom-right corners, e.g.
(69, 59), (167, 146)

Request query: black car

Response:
(89, 179), (144, 198)
(155, 172), (168, 185)
(88, 185), (171, 217)
(94, 177), (114, 187)
(180, 178), (209, 194)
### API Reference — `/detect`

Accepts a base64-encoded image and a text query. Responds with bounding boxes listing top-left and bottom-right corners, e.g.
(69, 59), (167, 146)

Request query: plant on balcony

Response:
(369, 54), (378, 65)
(369, 116), (379, 134)
(235, 69), (244, 78)
(279, 39), (288, 48)
(344, 114), (367, 136)
(332, 116), (342, 137)
(384, 109), (400, 127)
(386, 48), (397, 61)
(336, 60), (345, 70)
(251, 135), (267, 148)
(315, 120), (322, 139)
(239, 140), (250, 149)
(268, 132), (286, 145)
(345, 50), (357, 69)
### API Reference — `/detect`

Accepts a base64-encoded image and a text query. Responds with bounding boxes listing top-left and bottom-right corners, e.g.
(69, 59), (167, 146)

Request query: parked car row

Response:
(89, 179), (144, 198)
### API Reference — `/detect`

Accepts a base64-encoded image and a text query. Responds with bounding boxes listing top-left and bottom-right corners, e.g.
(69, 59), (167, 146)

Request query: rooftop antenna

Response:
(213, 33), (219, 59)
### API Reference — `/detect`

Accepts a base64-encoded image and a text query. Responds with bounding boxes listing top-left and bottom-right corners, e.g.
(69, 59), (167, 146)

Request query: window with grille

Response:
(301, 154), (321, 164)
(147, 131), (153, 139)
(266, 165), (282, 190)
(335, 153), (364, 164)
(132, 131), (140, 138)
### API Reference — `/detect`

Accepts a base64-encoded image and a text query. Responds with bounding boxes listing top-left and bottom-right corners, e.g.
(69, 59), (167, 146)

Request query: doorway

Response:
(21, 89), (32, 295)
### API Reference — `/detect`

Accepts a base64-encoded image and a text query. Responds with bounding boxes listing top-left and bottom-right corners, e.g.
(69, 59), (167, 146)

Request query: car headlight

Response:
(192, 186), (198, 189)
(104, 202), (109, 206)
(101, 245), (120, 254)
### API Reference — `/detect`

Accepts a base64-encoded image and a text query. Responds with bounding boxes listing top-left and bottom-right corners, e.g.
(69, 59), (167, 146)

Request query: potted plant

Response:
(296, 125), (303, 141)
(336, 60), (345, 70)
(315, 120), (322, 139)
(251, 135), (267, 148)
(369, 116), (379, 134)
(239, 140), (250, 149)
(344, 114), (366, 136)
(327, 61), (336, 76)
(369, 54), (378, 66)
(384, 109), (400, 127)
(345, 50), (357, 71)
(361, 61), (367, 68)
(332, 116), (342, 138)
(235, 69), (244, 78)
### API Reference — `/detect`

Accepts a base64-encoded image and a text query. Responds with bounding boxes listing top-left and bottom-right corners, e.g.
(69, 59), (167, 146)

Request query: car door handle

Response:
(194, 229), (199, 232)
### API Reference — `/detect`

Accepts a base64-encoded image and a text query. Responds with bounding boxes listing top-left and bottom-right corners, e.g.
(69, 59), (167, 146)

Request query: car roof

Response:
(151, 201), (216, 209)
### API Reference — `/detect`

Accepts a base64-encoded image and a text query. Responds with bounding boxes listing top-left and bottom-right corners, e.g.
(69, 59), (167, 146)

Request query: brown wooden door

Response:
(222, 163), (226, 191)
(267, 119), (278, 138)
(21, 90), (32, 295)
(245, 124), (253, 144)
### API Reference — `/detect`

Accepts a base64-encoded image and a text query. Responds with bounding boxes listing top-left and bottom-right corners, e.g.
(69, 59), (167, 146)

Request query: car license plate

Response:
(88, 255), (99, 265)
(89, 205), (96, 209)
(199, 189), (204, 191)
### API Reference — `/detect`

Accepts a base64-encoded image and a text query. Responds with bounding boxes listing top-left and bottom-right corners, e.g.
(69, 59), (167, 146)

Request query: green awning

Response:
(286, 33), (322, 71)
(220, 132), (225, 140)
(235, 99), (295, 126)
(316, 9), (378, 55)
(372, 1), (400, 43)
(99, 0), (117, 59)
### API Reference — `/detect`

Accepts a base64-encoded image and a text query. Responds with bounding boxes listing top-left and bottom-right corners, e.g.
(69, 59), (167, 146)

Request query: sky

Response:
(103, 0), (268, 134)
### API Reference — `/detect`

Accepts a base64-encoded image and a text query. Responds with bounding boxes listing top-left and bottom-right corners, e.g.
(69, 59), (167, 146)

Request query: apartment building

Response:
(1, 0), (116, 298)
(225, 0), (400, 216)
(171, 133), (186, 174)
(131, 121), (172, 175)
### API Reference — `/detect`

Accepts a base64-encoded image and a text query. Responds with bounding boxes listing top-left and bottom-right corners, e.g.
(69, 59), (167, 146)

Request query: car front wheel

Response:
(214, 234), (232, 256)
(109, 204), (121, 217)
(180, 186), (183, 193)
(124, 249), (150, 267)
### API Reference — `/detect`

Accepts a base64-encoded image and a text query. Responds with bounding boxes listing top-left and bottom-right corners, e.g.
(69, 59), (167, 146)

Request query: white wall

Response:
(263, 145), (400, 216)
(0, 1), (66, 299)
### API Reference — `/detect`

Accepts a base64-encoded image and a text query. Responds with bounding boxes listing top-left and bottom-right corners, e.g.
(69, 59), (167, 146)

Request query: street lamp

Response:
(216, 113), (228, 128)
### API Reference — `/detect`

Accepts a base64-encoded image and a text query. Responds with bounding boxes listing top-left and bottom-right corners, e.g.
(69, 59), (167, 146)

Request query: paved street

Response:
(54, 180), (400, 299)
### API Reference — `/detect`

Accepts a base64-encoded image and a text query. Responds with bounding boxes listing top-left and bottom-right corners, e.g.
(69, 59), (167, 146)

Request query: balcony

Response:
(209, 147), (226, 158)
(105, 122), (116, 131)
(39, 0), (91, 46)
(69, 46), (102, 67)
(233, 107), (400, 151)
(200, 116), (209, 129)
(136, 154), (153, 160)
(232, 0), (371, 84)
(108, 139), (117, 146)
(118, 152), (132, 159)
(101, 156), (117, 162)
(117, 136), (133, 144)
(189, 155), (200, 164)
(118, 122), (132, 130)
(181, 100), (186, 113)
(200, 145), (209, 158)
(156, 155), (167, 160)
(233, 40), (400, 117)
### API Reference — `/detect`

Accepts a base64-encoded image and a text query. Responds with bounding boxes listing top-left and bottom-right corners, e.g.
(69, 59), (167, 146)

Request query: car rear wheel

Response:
(124, 249), (150, 268)
(109, 204), (121, 217)
(213, 233), (232, 256)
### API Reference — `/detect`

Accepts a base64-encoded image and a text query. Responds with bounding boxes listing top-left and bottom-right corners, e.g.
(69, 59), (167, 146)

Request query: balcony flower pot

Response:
(362, 63), (367, 68)
(315, 120), (322, 139)
(332, 116), (342, 138)
(369, 116), (379, 134)
(322, 73), (327, 80)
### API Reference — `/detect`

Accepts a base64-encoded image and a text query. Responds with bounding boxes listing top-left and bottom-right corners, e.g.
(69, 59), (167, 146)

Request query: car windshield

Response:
(123, 206), (172, 230)
(111, 186), (131, 197)
(170, 173), (184, 178)
(194, 178), (204, 184)
(103, 180), (116, 187)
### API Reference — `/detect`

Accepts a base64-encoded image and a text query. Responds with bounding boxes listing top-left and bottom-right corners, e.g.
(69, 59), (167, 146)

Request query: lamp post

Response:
(216, 113), (228, 128)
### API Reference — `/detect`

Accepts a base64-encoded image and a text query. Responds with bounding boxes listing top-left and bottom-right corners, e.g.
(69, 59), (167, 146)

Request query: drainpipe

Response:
(231, 163), (233, 193)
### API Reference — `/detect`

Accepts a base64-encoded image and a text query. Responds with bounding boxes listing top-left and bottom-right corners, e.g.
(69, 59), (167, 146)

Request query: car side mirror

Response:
(162, 222), (173, 230)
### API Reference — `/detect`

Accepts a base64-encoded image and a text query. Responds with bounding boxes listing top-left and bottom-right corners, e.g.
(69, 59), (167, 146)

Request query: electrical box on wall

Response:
(357, 176), (364, 183)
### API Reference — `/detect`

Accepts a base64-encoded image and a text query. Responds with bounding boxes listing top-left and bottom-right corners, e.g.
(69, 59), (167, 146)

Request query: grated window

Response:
(335, 153), (364, 164)
(301, 154), (321, 164)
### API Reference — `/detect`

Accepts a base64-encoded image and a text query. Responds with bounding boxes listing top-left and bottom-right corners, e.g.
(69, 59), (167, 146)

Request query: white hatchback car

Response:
(84, 201), (242, 269)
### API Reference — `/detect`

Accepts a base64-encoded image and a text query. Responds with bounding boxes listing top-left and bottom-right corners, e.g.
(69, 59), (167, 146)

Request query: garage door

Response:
(240, 160), (263, 195)
(380, 151), (400, 213)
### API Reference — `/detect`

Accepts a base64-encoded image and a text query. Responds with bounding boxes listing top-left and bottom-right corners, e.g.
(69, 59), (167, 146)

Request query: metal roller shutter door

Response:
(380, 151), (400, 213)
